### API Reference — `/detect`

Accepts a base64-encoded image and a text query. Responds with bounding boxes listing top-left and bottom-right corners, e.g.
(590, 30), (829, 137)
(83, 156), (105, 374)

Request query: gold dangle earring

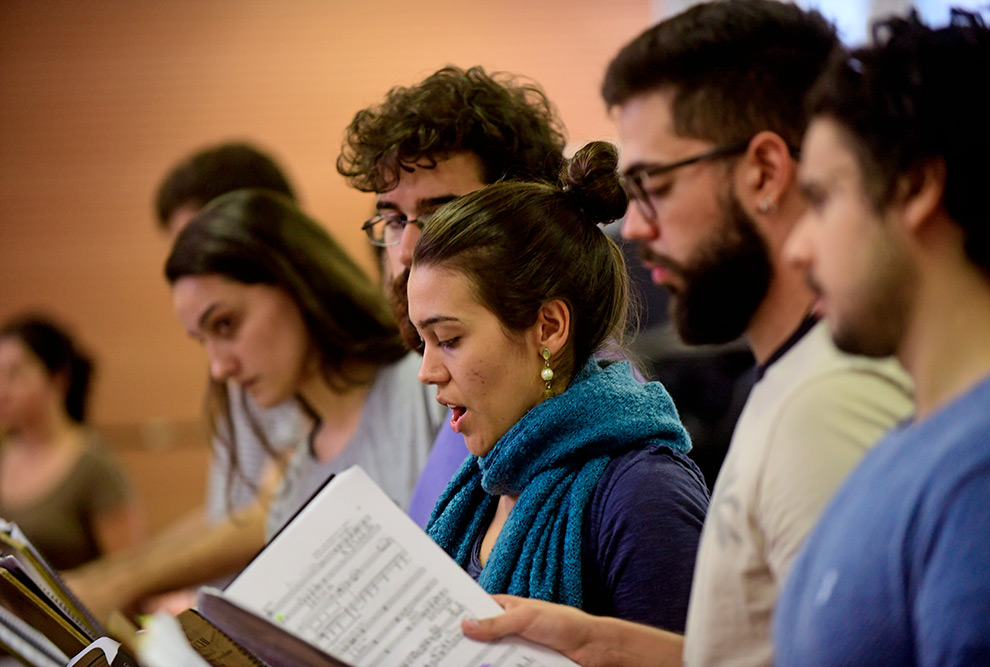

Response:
(541, 348), (554, 398)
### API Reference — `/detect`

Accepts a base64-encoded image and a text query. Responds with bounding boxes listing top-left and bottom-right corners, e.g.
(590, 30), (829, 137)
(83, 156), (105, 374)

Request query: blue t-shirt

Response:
(775, 374), (990, 666)
(467, 446), (709, 632)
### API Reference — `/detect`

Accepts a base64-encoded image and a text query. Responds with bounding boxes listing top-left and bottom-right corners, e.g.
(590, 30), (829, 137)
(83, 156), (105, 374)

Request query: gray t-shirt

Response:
(205, 386), (301, 523)
(265, 353), (446, 539)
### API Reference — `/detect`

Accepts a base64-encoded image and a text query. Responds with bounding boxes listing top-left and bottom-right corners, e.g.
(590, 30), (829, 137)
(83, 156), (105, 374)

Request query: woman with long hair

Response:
(409, 142), (709, 631)
(165, 189), (445, 537)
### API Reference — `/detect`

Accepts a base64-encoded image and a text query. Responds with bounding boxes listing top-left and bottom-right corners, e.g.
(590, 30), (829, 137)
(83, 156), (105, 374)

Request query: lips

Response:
(649, 265), (671, 285)
(810, 295), (826, 318)
(438, 395), (467, 433)
(806, 275), (826, 317)
(240, 377), (260, 394)
(639, 246), (685, 289)
(449, 406), (467, 432)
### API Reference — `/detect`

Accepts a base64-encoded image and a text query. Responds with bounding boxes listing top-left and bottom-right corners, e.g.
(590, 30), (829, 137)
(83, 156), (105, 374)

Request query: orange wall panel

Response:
(0, 0), (652, 428)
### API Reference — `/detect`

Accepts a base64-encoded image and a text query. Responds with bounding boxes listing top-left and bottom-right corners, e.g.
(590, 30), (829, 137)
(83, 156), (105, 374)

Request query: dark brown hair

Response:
(412, 141), (629, 384)
(165, 190), (406, 495)
(808, 9), (990, 273)
(602, 0), (837, 149)
(155, 141), (296, 230)
(0, 315), (94, 424)
(337, 66), (566, 193)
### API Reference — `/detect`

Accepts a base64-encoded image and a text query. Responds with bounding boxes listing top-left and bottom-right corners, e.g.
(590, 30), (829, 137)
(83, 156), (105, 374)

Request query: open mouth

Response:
(448, 405), (467, 433)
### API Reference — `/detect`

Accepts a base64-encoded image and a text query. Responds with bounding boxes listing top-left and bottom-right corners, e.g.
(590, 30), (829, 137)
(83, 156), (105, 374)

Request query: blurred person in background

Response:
(154, 141), (305, 522)
(66, 141), (306, 617)
(69, 189), (444, 623)
(0, 314), (144, 570)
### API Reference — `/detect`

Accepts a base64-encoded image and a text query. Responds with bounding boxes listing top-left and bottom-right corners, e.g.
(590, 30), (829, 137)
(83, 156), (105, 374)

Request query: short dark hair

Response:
(337, 66), (566, 193)
(155, 142), (296, 229)
(602, 0), (837, 148)
(0, 315), (94, 423)
(808, 9), (990, 273)
(413, 141), (628, 384)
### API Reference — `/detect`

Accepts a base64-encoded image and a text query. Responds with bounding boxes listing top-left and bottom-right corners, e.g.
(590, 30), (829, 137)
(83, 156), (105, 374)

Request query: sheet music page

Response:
(66, 637), (120, 667)
(223, 466), (578, 667)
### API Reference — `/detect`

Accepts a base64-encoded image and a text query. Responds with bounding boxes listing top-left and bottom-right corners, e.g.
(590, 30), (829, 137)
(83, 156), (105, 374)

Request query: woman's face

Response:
(172, 275), (314, 408)
(408, 264), (546, 457)
(0, 337), (53, 432)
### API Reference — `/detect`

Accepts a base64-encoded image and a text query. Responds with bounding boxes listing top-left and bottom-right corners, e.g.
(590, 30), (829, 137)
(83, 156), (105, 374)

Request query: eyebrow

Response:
(196, 303), (220, 332)
(414, 315), (459, 329)
(798, 165), (850, 197)
(376, 194), (461, 215)
(796, 177), (818, 197)
(620, 160), (665, 178)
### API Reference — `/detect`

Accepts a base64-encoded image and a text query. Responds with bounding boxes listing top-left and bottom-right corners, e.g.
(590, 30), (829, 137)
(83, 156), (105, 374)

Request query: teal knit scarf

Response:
(427, 358), (690, 608)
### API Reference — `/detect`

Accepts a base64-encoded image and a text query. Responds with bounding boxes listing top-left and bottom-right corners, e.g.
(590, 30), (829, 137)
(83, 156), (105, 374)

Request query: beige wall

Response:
(0, 1), (651, 433)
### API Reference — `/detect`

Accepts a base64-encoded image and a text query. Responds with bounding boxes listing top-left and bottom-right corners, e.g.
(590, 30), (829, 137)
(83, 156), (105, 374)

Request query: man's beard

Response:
(645, 190), (773, 346)
(388, 267), (424, 352)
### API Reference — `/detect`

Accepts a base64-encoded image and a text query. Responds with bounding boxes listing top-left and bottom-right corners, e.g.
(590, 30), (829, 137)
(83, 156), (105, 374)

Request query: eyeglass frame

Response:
(619, 139), (801, 222)
(361, 193), (466, 248)
(361, 211), (433, 248)
(619, 140), (751, 222)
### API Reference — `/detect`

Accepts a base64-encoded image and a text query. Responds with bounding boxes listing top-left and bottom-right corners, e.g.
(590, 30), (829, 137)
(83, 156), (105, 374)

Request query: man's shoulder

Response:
(745, 322), (913, 455)
(592, 447), (709, 522)
(761, 320), (910, 400)
(865, 374), (990, 503)
(721, 325), (914, 564)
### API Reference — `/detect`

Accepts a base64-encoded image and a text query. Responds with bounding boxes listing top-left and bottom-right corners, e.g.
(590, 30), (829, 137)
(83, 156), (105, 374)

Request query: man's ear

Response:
(534, 298), (571, 357)
(897, 159), (946, 235)
(738, 130), (797, 214)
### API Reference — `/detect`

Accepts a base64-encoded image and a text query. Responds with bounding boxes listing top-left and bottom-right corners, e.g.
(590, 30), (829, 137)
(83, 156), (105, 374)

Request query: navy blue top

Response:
(468, 446), (708, 632)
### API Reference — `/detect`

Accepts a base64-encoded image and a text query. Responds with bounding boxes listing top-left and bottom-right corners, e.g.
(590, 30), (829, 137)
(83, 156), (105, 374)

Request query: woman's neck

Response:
(297, 360), (380, 427)
(297, 360), (382, 463)
(5, 403), (77, 451)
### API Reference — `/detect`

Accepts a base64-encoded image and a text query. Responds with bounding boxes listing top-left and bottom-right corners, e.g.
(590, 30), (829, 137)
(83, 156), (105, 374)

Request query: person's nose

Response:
(784, 213), (814, 272)
(620, 201), (660, 243)
(417, 344), (449, 386)
(207, 341), (238, 382)
(398, 223), (423, 271)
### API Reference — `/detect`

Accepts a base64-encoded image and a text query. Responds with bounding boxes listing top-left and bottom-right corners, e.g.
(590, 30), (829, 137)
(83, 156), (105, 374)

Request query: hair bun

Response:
(559, 140), (628, 226)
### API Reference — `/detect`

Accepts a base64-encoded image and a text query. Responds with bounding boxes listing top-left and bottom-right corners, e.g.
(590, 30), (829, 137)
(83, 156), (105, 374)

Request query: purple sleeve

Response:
(407, 415), (470, 529)
(583, 447), (709, 632)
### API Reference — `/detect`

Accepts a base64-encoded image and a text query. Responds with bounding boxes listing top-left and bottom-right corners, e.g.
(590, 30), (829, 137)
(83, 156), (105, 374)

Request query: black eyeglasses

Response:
(361, 212), (436, 248)
(362, 195), (465, 248)
(619, 140), (751, 222)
